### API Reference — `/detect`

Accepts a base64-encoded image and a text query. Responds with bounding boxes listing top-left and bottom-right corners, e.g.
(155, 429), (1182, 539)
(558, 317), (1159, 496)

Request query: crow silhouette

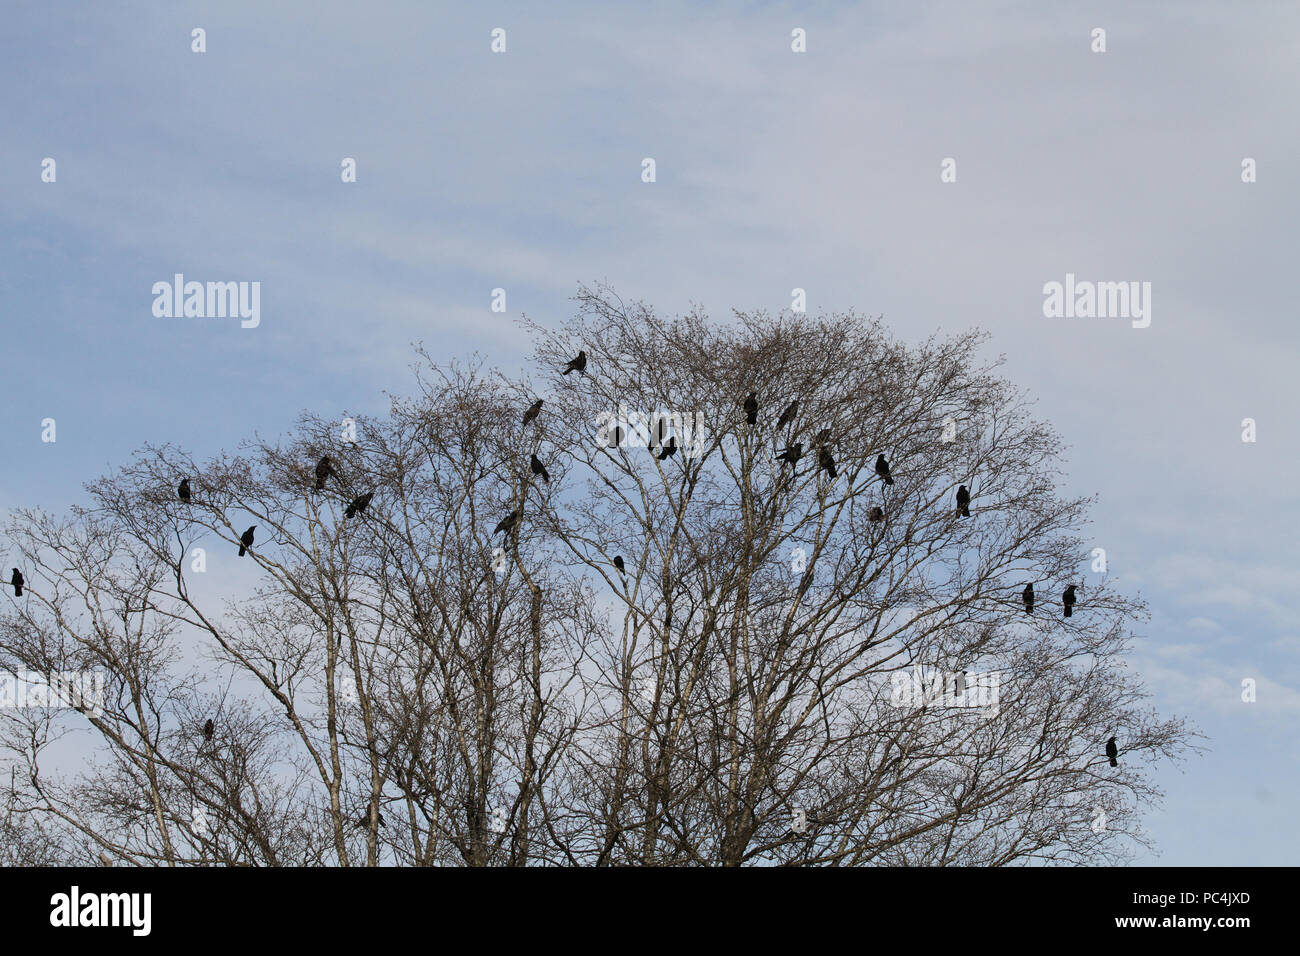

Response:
(1023, 583), (1034, 614)
(203, 719), (214, 741)
(178, 478), (191, 502)
(494, 510), (520, 538)
(776, 443), (802, 465)
(238, 527), (255, 557)
(776, 399), (799, 430)
(875, 454), (894, 485)
(345, 492), (373, 519)
(743, 392), (758, 425)
(10, 569), (23, 597)
(1106, 736), (1118, 767)
(818, 446), (837, 480)
(812, 428), (831, 448)
(868, 506), (884, 523)
(523, 399), (543, 426)
(530, 454), (550, 483)
(1063, 584), (1077, 618)
(562, 350), (587, 376)
(356, 813), (386, 829)
(315, 456), (333, 491)
(613, 555), (625, 575)
(956, 484), (971, 517)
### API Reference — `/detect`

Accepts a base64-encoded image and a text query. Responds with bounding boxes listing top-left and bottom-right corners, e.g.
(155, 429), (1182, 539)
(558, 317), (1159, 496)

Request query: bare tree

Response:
(0, 287), (1196, 866)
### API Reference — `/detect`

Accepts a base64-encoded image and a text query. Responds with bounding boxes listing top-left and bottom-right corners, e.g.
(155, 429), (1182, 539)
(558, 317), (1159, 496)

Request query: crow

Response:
(776, 443), (802, 465)
(523, 399), (543, 426)
(1022, 583), (1034, 614)
(10, 569), (23, 597)
(868, 506), (884, 523)
(178, 478), (191, 502)
(657, 437), (678, 461)
(818, 446), (837, 479)
(776, 399), (799, 430)
(743, 392), (758, 425)
(530, 454), (550, 483)
(613, 555), (625, 576)
(356, 813), (386, 829)
(494, 510), (520, 538)
(812, 428), (831, 448)
(875, 454), (894, 485)
(562, 350), (587, 376)
(1106, 736), (1118, 767)
(1063, 584), (1077, 618)
(956, 484), (971, 517)
(344, 492), (373, 518)
(315, 455), (333, 491)
(203, 719), (214, 741)
(238, 527), (255, 557)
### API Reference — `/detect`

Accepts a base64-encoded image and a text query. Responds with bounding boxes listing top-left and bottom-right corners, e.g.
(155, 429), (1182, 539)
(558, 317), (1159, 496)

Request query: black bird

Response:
(1022, 583), (1034, 614)
(613, 555), (625, 576)
(743, 392), (758, 425)
(776, 399), (799, 430)
(530, 454), (550, 483)
(868, 506), (884, 523)
(818, 446), (837, 479)
(344, 492), (373, 519)
(202, 719), (214, 741)
(1063, 584), (1077, 618)
(657, 437), (678, 461)
(494, 510), (520, 538)
(523, 399), (543, 426)
(956, 484), (971, 517)
(177, 478), (191, 502)
(812, 428), (831, 448)
(776, 443), (802, 465)
(1106, 736), (1118, 767)
(875, 454), (894, 485)
(356, 813), (386, 829)
(314, 456), (333, 491)
(238, 527), (255, 557)
(10, 569), (23, 597)
(562, 350), (587, 376)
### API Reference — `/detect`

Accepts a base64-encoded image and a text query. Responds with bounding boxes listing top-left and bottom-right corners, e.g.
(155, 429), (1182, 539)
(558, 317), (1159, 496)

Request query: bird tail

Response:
(961, 505), (970, 517)
(885, 476), (894, 485)
(1109, 756), (1117, 767)
(1064, 606), (1072, 617)
(238, 545), (247, 557)
(562, 368), (571, 375)
(14, 586), (22, 597)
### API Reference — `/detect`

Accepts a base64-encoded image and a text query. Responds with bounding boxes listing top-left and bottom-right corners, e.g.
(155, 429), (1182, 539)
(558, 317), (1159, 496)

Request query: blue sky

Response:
(2, 0), (1297, 864)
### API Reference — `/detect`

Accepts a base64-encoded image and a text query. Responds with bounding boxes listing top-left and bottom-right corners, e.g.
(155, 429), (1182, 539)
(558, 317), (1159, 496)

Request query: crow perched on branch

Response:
(10, 569), (23, 597)
(238, 527), (255, 557)
(956, 484), (971, 517)
(315, 456), (333, 491)
(818, 446), (837, 480)
(530, 454), (550, 483)
(875, 454), (894, 485)
(776, 399), (799, 430)
(1023, 583), (1034, 614)
(1106, 736), (1118, 767)
(613, 556), (625, 576)
(743, 392), (758, 425)
(562, 350), (587, 376)
(776, 443), (802, 465)
(1063, 584), (1077, 618)
(178, 478), (191, 502)
(523, 399), (543, 426)
(494, 510), (520, 538)
(203, 719), (214, 741)
(345, 492), (373, 519)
